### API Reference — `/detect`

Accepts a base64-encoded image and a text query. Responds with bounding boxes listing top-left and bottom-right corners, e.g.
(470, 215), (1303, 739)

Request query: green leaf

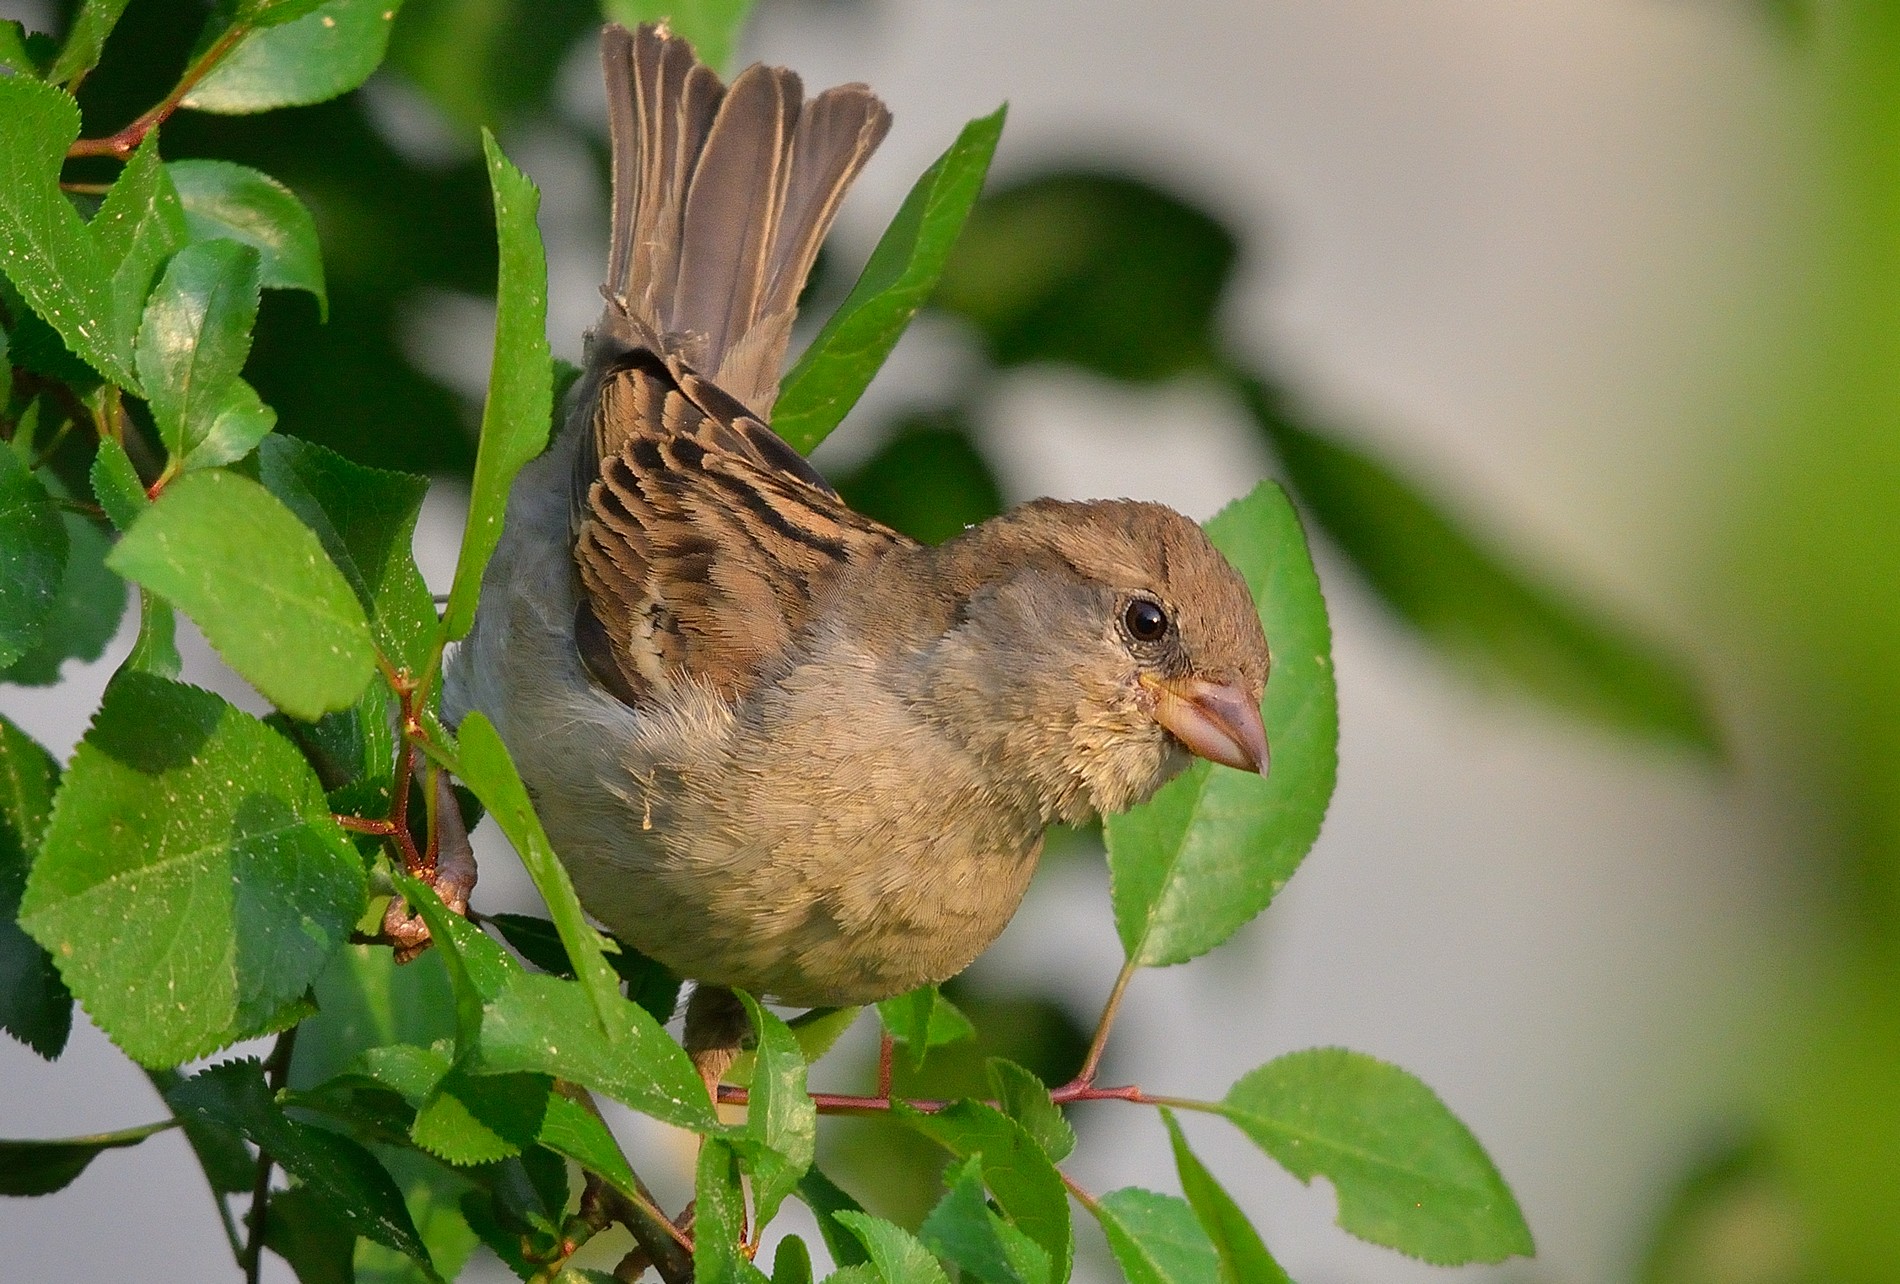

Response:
(773, 1236), (816, 1284)
(451, 714), (626, 1033)
(986, 1060), (1074, 1163)
(169, 159), (327, 315)
(1215, 1048), (1533, 1265)
(798, 1164), (874, 1270)
(834, 413), (1004, 545)
(775, 107), (1005, 453)
(0, 76), (132, 385)
(0, 714), (71, 1058)
(472, 970), (715, 1132)
(91, 137), (191, 380)
(442, 131), (550, 642)
(263, 1183), (359, 1284)
(0, 445), (68, 668)
(697, 1137), (773, 1284)
(483, 911), (681, 1025)
(877, 983), (976, 1072)
(0, 20), (51, 76)
(89, 436), (147, 532)
(167, 1058), (440, 1276)
(1160, 1111), (1289, 1284)
(18, 674), (367, 1066)
(922, 1157), (1052, 1284)
(46, 0), (132, 83)
(834, 1211), (953, 1284)
(393, 872), (518, 1052)
(1240, 376), (1719, 753)
(0, 1119), (176, 1195)
(1092, 1189), (1220, 1284)
(738, 992), (816, 1230)
(106, 468), (377, 721)
(0, 492), (126, 686)
(387, 0), (602, 132)
(411, 1066), (550, 1166)
(932, 171), (1236, 384)
(897, 1100), (1072, 1283)
(254, 434), (435, 674)
(137, 238), (270, 468)
(145, 1065), (257, 1193)
(534, 1089), (639, 1199)
(1106, 481), (1337, 967)
(184, 0), (406, 114)
(600, 0), (755, 73)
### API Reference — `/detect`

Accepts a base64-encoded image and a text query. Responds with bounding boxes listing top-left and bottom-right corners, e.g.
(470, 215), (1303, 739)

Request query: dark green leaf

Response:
(0, 714), (71, 1058)
(89, 436), (147, 531)
(254, 433), (435, 673)
(46, 0), (132, 83)
(933, 171), (1236, 383)
(775, 107), (1005, 453)
(169, 159), (327, 314)
(472, 970), (715, 1132)
(534, 1089), (638, 1199)
(922, 1157), (1052, 1284)
(697, 1137), (773, 1284)
(1106, 481), (1337, 967)
(0, 493), (126, 686)
(897, 1101), (1072, 1283)
(1215, 1048), (1533, 1265)
(0, 21), (50, 75)
(772, 1236), (815, 1284)
(287, 940), (458, 1090)
(264, 1183), (360, 1284)
(600, 0), (755, 73)
(387, 0), (600, 132)
(18, 674), (366, 1066)
(106, 468), (377, 720)
(92, 137), (191, 383)
(1160, 1111), (1289, 1284)
(184, 0), (406, 114)
(1241, 376), (1718, 753)
(834, 413), (1004, 545)
(986, 1060), (1074, 1163)
(167, 1058), (440, 1275)
(394, 872), (519, 1053)
(137, 238), (270, 469)
(0, 446), (68, 668)
(442, 131), (550, 642)
(877, 984), (976, 1072)
(452, 713), (625, 1034)
(483, 912), (682, 1025)
(834, 1211), (952, 1284)
(0, 75), (128, 384)
(145, 1065), (258, 1193)
(0, 1119), (175, 1195)
(411, 1066), (550, 1166)
(797, 1165), (873, 1269)
(739, 992), (815, 1230)
(1092, 1189), (1220, 1284)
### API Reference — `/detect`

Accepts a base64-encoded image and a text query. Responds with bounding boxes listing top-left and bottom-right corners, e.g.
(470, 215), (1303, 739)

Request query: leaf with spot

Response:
(1106, 481), (1337, 967)
(0, 714), (71, 1058)
(739, 992), (816, 1230)
(774, 107), (1005, 453)
(1214, 1048), (1533, 1265)
(169, 159), (327, 314)
(18, 674), (366, 1066)
(136, 238), (271, 470)
(184, 0), (407, 114)
(599, 0), (755, 73)
(697, 1137), (773, 1284)
(107, 468), (376, 721)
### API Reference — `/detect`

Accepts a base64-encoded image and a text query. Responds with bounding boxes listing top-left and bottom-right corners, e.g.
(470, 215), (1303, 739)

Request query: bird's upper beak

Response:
(1143, 675), (1269, 775)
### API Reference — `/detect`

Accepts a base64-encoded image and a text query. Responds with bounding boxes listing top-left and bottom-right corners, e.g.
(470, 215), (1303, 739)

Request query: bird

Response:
(443, 22), (1271, 1087)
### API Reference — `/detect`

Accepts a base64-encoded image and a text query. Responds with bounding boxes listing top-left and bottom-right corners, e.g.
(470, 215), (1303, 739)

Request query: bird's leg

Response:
(383, 772), (478, 962)
(683, 984), (750, 1106)
(876, 1030), (895, 1103)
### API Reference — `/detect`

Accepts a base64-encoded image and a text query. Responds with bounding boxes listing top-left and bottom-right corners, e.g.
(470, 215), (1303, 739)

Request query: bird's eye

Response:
(1123, 598), (1169, 643)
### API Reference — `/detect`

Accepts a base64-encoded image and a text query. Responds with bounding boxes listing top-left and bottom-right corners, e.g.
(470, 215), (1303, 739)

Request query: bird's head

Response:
(927, 499), (1270, 824)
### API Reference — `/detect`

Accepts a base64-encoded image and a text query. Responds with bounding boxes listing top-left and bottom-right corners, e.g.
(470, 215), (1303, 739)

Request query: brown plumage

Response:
(445, 24), (1271, 1080)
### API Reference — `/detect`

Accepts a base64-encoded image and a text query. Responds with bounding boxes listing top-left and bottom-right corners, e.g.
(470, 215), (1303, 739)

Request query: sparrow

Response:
(444, 23), (1271, 1078)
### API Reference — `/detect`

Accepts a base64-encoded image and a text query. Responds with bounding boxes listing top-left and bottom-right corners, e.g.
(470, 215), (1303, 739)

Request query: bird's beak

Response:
(1143, 675), (1270, 775)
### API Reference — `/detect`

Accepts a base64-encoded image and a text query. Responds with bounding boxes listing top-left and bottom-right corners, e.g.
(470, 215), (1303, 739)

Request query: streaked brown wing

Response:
(574, 357), (912, 707)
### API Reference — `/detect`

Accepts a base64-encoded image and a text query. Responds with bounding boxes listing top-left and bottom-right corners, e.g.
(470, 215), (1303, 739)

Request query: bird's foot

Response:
(383, 773), (478, 962)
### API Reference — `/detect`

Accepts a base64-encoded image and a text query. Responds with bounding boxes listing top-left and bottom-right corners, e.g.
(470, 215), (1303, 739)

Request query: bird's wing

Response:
(574, 354), (913, 707)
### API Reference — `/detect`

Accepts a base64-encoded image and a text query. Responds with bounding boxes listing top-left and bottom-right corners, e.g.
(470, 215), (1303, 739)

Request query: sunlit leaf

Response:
(698, 1137), (773, 1284)
(184, 0), (406, 114)
(107, 468), (376, 721)
(775, 107), (1004, 453)
(0, 1119), (175, 1195)
(1160, 1111), (1289, 1284)
(739, 992), (816, 1230)
(1106, 480), (1337, 967)
(835, 1211), (952, 1284)
(18, 674), (366, 1066)
(411, 1065), (550, 1166)
(897, 1100), (1072, 1283)
(169, 159), (328, 314)
(136, 238), (269, 468)
(441, 131), (550, 642)
(922, 1157), (1052, 1284)
(987, 1060), (1074, 1164)
(1091, 1189), (1220, 1284)
(1215, 1048), (1533, 1265)
(1240, 377), (1718, 753)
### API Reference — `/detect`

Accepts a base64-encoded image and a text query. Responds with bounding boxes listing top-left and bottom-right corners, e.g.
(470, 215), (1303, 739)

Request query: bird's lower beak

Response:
(1143, 675), (1270, 775)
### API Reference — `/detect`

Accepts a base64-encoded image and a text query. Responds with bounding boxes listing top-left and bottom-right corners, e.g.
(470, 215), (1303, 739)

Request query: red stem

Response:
(67, 24), (250, 160)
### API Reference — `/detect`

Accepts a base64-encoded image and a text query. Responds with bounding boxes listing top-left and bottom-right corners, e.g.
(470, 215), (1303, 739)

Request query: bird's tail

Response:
(597, 23), (891, 415)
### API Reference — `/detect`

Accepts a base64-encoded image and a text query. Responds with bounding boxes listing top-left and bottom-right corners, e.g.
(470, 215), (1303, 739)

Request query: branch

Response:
(67, 23), (250, 159)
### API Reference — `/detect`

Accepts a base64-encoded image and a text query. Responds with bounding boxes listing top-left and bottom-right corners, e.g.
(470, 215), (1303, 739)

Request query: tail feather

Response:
(597, 23), (890, 414)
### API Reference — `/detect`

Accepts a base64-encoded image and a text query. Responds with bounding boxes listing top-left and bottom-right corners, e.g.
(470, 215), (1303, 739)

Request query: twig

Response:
(242, 1025), (300, 1283)
(67, 24), (250, 159)
(876, 1031), (894, 1101)
(1070, 959), (1138, 1090)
